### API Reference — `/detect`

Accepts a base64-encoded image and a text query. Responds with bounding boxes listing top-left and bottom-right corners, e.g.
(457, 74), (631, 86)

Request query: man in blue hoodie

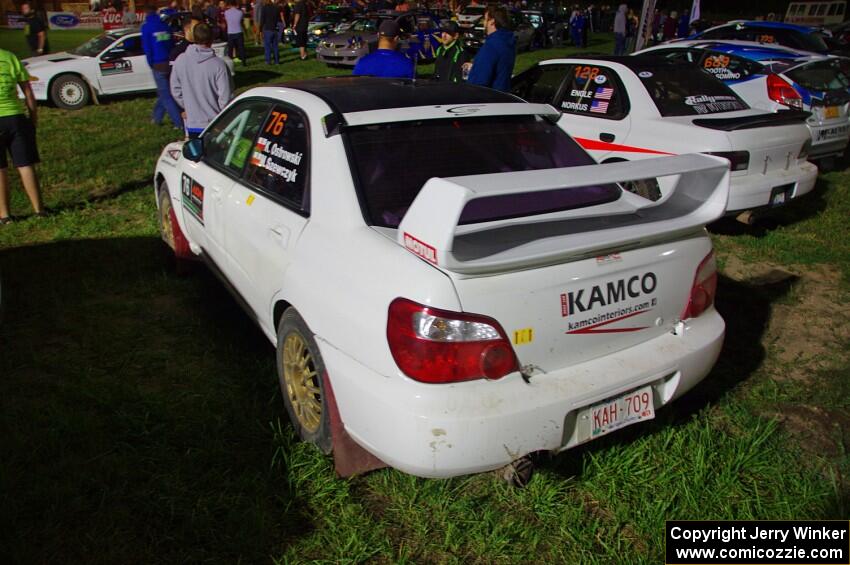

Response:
(141, 7), (184, 130)
(467, 6), (515, 92)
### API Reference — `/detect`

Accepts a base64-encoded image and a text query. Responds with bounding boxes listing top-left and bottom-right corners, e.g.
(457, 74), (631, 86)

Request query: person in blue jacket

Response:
(467, 6), (516, 92)
(352, 20), (415, 79)
(141, 6), (184, 130)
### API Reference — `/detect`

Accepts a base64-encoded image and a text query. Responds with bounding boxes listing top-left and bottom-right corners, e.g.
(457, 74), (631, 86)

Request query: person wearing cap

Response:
(467, 5), (515, 91)
(352, 20), (415, 79)
(433, 20), (471, 83)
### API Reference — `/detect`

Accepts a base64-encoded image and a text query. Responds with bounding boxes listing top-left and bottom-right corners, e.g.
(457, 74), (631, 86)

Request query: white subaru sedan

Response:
(154, 78), (728, 479)
(22, 28), (233, 110)
(512, 56), (819, 214)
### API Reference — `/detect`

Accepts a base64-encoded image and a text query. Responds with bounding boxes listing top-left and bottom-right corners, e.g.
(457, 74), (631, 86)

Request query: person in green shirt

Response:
(0, 48), (44, 224)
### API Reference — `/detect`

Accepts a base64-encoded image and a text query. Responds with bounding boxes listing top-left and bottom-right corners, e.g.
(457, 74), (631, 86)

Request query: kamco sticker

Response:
(99, 59), (132, 75)
(181, 173), (204, 224)
(638, 71), (653, 78)
(594, 74), (607, 84)
(403, 233), (437, 264)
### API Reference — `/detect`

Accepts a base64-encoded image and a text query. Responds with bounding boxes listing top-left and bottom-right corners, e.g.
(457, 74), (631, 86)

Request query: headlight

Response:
(321, 41), (333, 48)
(313, 28), (323, 35)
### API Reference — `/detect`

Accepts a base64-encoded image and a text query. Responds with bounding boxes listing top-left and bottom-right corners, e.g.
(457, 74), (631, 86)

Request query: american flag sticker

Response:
(590, 100), (609, 113)
(595, 87), (614, 100)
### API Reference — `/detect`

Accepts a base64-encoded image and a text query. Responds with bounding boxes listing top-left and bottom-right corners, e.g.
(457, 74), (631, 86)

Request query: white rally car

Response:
(512, 56), (819, 214)
(635, 40), (850, 161)
(154, 78), (728, 479)
(23, 28), (234, 110)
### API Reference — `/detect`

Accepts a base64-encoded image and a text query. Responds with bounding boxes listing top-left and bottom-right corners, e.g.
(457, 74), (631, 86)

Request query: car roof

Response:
(278, 77), (521, 114)
(539, 55), (683, 71)
(721, 20), (817, 33)
(655, 40), (820, 61)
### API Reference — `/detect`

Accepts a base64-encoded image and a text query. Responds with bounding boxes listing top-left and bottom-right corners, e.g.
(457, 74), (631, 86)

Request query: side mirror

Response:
(182, 138), (204, 162)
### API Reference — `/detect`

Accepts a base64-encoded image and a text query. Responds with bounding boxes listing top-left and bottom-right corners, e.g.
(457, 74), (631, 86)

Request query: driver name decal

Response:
(181, 173), (205, 224)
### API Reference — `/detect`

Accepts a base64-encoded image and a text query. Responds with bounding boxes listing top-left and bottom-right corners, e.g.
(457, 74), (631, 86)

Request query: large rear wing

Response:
(397, 154), (730, 275)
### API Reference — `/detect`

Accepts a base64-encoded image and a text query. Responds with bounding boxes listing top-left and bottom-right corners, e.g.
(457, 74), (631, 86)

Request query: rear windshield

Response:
(799, 31), (829, 53)
(345, 115), (621, 228)
(785, 58), (850, 92)
(637, 66), (750, 116)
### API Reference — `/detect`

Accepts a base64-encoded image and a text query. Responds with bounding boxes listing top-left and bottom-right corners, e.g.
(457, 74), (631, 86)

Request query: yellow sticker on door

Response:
(513, 328), (534, 345)
(246, 194), (255, 206)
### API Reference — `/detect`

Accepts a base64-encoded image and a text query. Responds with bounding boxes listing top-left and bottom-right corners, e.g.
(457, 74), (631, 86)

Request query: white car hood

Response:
(23, 51), (84, 68)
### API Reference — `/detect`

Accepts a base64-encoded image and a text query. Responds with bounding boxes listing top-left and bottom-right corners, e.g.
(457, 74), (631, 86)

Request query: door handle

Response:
(599, 133), (615, 143)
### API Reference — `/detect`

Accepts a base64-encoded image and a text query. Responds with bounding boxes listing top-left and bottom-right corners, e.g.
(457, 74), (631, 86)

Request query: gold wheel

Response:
(282, 332), (322, 433)
(159, 192), (176, 250)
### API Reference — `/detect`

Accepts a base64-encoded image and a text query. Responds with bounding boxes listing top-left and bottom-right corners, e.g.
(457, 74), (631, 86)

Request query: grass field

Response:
(1, 29), (849, 564)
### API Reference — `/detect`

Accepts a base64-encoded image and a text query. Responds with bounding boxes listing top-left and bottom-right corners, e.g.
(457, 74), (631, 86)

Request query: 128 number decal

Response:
(574, 65), (600, 82)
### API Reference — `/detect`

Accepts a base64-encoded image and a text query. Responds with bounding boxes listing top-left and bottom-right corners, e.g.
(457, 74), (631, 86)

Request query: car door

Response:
(182, 99), (273, 267)
(97, 34), (151, 94)
(552, 64), (632, 161)
(223, 102), (310, 322)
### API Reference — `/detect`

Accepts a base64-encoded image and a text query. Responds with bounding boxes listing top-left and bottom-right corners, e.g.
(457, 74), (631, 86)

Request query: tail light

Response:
(705, 151), (750, 172)
(680, 251), (718, 320)
(767, 73), (803, 109)
(387, 298), (519, 384)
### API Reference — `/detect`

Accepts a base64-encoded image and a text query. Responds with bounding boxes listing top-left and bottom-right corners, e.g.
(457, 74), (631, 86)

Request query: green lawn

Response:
(1, 31), (848, 564)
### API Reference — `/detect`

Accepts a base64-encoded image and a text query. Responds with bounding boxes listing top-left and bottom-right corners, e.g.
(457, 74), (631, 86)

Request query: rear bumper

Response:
(320, 308), (725, 478)
(809, 123), (850, 159)
(726, 161), (818, 212)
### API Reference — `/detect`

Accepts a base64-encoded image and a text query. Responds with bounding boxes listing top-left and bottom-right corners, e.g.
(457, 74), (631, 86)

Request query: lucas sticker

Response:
(181, 173), (204, 224)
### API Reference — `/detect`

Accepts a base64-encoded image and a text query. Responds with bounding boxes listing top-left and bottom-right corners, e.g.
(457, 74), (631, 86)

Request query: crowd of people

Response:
(0, 0), (708, 223)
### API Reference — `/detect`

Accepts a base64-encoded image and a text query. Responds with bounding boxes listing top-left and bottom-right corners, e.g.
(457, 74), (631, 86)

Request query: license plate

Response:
(824, 105), (840, 119)
(583, 385), (655, 441)
(770, 183), (794, 207)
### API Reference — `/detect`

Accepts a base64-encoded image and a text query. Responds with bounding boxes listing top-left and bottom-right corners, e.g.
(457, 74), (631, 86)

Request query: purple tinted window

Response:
(345, 115), (620, 228)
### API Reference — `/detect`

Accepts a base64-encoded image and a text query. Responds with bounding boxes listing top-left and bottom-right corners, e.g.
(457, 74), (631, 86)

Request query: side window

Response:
(203, 100), (272, 176)
(397, 16), (415, 35)
(106, 36), (144, 58)
(654, 48), (699, 64)
(243, 105), (310, 212)
(557, 65), (628, 120)
(511, 64), (567, 104)
(699, 51), (762, 81)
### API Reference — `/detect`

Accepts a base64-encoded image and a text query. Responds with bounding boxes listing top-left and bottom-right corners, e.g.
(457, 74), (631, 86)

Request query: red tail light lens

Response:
(387, 298), (519, 384)
(681, 251), (718, 320)
(705, 151), (750, 172)
(767, 74), (803, 109)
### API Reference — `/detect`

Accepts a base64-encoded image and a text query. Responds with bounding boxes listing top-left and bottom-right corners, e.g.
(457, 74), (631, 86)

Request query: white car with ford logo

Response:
(153, 78), (728, 479)
(22, 28), (233, 110)
(512, 56), (819, 214)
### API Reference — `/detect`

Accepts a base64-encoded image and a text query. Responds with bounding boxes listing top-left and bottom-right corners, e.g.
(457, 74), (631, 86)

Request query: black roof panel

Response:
(277, 77), (522, 114)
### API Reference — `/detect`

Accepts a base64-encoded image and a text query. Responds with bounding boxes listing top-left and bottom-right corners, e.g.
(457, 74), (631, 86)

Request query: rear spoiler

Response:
(693, 109), (810, 131)
(397, 154), (730, 275)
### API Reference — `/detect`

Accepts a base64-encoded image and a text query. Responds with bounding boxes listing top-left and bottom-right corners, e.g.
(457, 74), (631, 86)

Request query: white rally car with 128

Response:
(154, 78), (729, 479)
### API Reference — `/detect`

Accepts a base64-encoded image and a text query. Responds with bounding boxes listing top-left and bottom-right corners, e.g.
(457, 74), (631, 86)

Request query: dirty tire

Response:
(277, 308), (332, 454)
(157, 185), (193, 274)
(50, 74), (90, 110)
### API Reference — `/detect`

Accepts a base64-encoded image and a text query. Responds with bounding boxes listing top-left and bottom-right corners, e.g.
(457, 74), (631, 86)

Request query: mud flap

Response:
(324, 372), (388, 478)
(168, 207), (194, 260)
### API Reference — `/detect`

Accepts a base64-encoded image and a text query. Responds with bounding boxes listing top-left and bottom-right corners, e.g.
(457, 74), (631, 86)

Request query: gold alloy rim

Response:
(160, 197), (176, 249)
(282, 332), (322, 433)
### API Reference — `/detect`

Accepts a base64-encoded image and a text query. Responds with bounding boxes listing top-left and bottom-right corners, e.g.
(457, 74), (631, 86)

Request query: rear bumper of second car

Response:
(726, 161), (818, 212)
(320, 309), (725, 478)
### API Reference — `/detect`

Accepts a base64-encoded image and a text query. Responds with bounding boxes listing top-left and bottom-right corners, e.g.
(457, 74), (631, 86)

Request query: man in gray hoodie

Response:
(170, 24), (233, 139)
(613, 4), (627, 55)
